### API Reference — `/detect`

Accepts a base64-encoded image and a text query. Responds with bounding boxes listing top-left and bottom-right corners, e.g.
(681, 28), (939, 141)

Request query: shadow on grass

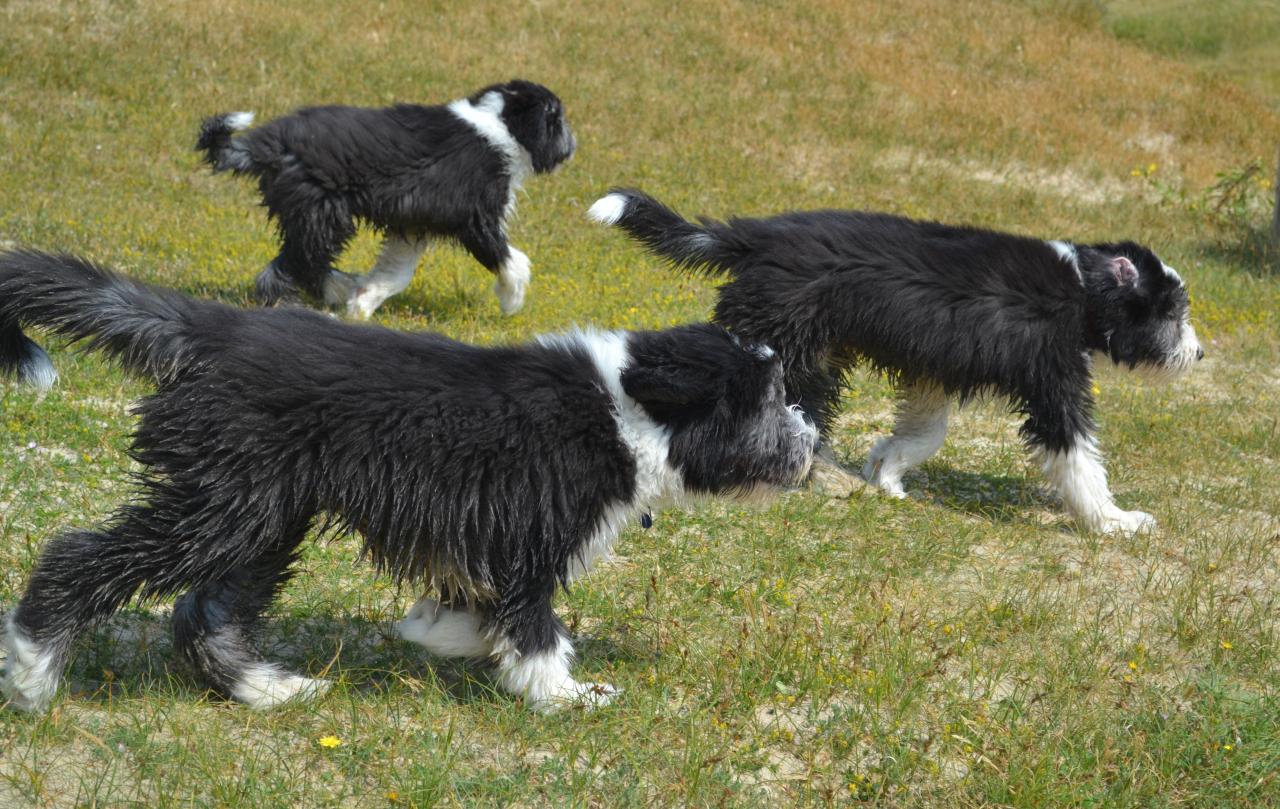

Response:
(816, 451), (1057, 528)
(912, 465), (1054, 526)
(152, 277), (488, 324)
(372, 286), (485, 324)
(53, 608), (648, 709)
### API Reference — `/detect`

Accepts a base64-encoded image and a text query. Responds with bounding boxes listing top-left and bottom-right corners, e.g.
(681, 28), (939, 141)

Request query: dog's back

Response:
(198, 103), (505, 232)
(592, 190), (1087, 382)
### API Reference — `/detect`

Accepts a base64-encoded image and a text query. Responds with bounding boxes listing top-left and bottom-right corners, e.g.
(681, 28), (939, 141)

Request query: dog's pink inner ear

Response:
(1109, 256), (1139, 288)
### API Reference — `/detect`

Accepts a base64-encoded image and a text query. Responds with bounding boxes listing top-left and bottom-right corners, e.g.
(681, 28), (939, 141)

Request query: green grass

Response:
(2, 0), (1279, 805)
(1102, 0), (1280, 109)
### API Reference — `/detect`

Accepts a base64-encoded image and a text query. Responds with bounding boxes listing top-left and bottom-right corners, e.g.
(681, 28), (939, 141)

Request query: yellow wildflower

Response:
(318, 735), (342, 749)
(1220, 640), (1233, 650)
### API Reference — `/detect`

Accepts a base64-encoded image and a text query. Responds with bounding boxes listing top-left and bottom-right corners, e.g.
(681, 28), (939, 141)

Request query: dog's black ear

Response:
(1109, 256), (1139, 288)
(621, 364), (723, 407)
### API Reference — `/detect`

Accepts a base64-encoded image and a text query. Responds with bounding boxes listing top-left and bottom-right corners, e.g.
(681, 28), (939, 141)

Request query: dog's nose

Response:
(1196, 346), (1205, 361)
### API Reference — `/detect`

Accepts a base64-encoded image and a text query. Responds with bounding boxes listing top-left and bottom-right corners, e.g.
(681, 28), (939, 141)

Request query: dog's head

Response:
(471, 80), (576, 174)
(1079, 241), (1203, 380)
(621, 324), (818, 497)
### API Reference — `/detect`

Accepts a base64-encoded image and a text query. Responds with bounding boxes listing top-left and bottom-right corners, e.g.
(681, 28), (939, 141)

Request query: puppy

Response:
(589, 189), (1203, 535)
(0, 250), (816, 713)
(196, 79), (576, 317)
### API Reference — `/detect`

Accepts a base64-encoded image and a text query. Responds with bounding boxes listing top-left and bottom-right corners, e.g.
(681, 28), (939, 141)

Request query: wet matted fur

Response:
(590, 188), (1203, 534)
(0, 249), (815, 713)
(196, 79), (576, 318)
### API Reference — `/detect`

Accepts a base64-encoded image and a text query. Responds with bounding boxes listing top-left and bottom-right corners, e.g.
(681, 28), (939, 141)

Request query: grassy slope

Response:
(1104, 0), (1280, 110)
(1, 0), (1278, 806)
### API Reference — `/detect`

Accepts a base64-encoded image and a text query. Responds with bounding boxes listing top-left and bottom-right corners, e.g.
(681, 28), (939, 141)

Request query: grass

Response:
(1, 0), (1279, 805)
(1102, 0), (1280, 110)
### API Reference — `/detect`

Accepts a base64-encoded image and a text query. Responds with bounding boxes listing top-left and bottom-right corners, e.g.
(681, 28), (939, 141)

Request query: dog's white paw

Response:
(1094, 508), (1156, 536)
(495, 249), (531, 316)
(346, 288), (383, 321)
(528, 680), (619, 714)
(231, 665), (331, 710)
(397, 598), (492, 658)
(396, 597), (440, 644)
(862, 457), (908, 499)
(0, 623), (61, 713)
(879, 482), (908, 499)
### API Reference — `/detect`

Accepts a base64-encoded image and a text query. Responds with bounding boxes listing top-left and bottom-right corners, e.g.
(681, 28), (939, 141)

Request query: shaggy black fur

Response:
(0, 249), (814, 710)
(592, 188), (1202, 530)
(196, 79), (575, 310)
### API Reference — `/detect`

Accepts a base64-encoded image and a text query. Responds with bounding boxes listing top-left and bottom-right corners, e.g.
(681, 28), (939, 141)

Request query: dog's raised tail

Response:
(0, 250), (203, 388)
(195, 111), (255, 173)
(588, 188), (739, 276)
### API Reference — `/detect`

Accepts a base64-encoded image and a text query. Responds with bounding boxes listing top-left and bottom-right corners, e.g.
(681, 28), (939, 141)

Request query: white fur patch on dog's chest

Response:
(538, 329), (684, 582)
(567, 397), (681, 582)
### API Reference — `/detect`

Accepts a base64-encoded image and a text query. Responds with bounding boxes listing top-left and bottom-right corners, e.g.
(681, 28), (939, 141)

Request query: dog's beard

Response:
(1127, 321), (1203, 384)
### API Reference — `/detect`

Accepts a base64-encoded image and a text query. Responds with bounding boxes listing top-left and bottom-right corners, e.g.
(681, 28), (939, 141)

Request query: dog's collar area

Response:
(640, 512), (653, 529)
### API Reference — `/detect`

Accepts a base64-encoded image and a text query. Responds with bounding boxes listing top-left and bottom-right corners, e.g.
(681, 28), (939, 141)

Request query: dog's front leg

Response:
(397, 596), (494, 657)
(460, 224), (529, 316)
(399, 595), (615, 712)
(489, 599), (615, 713)
(1032, 430), (1156, 535)
(493, 247), (531, 316)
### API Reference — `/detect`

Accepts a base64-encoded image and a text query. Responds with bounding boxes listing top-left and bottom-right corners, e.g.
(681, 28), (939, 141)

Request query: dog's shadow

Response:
(826, 446), (1056, 528)
(370, 285), (486, 325)
(152, 279), (487, 326)
(908, 464), (1055, 525)
(37, 607), (647, 709)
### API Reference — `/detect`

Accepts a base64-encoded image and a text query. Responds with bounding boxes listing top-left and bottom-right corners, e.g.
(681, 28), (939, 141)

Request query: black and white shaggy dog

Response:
(0, 250), (815, 713)
(196, 79), (575, 317)
(589, 189), (1204, 535)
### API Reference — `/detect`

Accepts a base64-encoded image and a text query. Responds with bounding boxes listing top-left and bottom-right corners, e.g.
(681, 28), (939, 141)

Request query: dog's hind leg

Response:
(396, 596), (494, 658)
(259, 196), (357, 307)
(172, 526), (328, 710)
(1, 502), (201, 712)
(809, 443), (867, 498)
(345, 234), (429, 319)
(863, 382), (951, 498)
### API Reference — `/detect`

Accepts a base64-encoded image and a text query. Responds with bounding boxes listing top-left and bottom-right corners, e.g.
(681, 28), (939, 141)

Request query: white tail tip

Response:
(587, 193), (629, 225)
(225, 111), (255, 131)
(20, 343), (58, 391)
